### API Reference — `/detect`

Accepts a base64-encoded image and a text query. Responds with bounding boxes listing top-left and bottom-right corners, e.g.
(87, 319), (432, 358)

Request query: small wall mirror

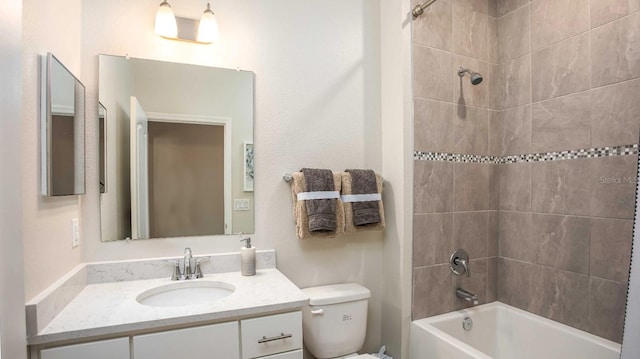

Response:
(40, 53), (86, 196)
(98, 55), (255, 241)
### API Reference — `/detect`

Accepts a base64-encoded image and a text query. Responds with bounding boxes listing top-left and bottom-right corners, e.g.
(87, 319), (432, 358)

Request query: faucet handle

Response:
(191, 256), (210, 279)
(457, 258), (471, 278)
(167, 259), (182, 281)
(449, 249), (471, 278)
(195, 256), (211, 264)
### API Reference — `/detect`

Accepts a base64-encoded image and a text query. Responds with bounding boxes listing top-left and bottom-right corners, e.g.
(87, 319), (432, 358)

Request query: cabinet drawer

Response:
(133, 321), (239, 359)
(241, 311), (302, 359)
(40, 337), (129, 359)
(259, 349), (303, 359)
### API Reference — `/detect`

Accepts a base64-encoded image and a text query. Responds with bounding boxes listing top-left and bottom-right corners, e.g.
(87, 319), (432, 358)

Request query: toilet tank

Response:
(301, 283), (371, 359)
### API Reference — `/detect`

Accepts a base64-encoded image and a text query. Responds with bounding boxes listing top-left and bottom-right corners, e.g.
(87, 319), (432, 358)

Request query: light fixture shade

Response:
(197, 3), (220, 43)
(155, 1), (178, 38)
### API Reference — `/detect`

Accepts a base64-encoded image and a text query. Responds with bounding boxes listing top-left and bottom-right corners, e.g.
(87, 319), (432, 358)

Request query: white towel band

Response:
(296, 191), (340, 201)
(341, 193), (382, 203)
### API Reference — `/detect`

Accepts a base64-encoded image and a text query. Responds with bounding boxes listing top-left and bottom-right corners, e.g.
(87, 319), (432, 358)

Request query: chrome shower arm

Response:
(412, 0), (438, 18)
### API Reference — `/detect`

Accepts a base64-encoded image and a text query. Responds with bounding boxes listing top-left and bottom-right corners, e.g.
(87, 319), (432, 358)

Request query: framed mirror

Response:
(40, 53), (86, 196)
(98, 55), (255, 241)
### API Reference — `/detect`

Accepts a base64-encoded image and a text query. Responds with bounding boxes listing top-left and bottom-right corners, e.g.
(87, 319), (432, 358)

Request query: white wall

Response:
(21, 0), (84, 301)
(379, 0), (413, 357)
(83, 0), (385, 354)
(1, 0), (26, 357)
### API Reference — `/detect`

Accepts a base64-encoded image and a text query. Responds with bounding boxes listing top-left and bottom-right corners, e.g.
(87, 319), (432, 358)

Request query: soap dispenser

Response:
(240, 236), (256, 276)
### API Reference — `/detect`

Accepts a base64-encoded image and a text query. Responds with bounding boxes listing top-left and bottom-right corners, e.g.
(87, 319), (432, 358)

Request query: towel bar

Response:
(283, 173), (384, 183)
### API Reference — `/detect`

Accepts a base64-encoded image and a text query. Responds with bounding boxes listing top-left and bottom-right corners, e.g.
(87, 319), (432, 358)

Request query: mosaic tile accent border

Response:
(414, 144), (639, 164)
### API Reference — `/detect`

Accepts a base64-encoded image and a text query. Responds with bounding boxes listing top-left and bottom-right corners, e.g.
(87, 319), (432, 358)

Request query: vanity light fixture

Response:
(154, 1), (220, 44)
(154, 1), (178, 38)
(197, 3), (220, 43)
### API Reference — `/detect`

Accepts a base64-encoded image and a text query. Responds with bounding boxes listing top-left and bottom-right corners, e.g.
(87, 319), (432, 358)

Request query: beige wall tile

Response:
(412, 265), (454, 319)
(454, 163), (492, 210)
(495, 0), (530, 17)
(499, 55), (531, 109)
(413, 0), (453, 51)
(453, 4), (489, 60)
(590, 218), (633, 283)
(414, 160), (454, 213)
(498, 4), (530, 63)
(414, 99), (455, 152)
(413, 213), (454, 267)
(588, 277), (627, 343)
(499, 162), (532, 211)
(590, 155), (638, 219)
(531, 214), (590, 274)
(498, 211), (535, 262)
(591, 79), (640, 147)
(529, 265), (590, 331)
(413, 45), (454, 102)
(531, 91), (591, 152)
(591, 12), (640, 87)
(531, 33), (590, 102)
(497, 258), (533, 310)
(489, 105), (532, 156)
(454, 106), (489, 154)
(530, 0), (589, 51)
(591, 0), (629, 28)
(454, 211), (490, 259)
(531, 159), (592, 216)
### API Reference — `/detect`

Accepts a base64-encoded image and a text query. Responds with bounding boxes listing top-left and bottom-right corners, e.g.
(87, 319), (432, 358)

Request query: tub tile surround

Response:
(26, 250), (278, 341)
(412, 0), (639, 345)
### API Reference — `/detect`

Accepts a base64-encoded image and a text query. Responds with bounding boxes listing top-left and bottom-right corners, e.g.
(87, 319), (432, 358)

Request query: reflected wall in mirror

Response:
(40, 53), (86, 196)
(99, 55), (254, 241)
(99, 102), (106, 194)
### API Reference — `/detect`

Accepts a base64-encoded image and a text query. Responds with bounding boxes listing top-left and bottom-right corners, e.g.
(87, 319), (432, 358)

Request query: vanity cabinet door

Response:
(133, 321), (239, 359)
(40, 337), (129, 359)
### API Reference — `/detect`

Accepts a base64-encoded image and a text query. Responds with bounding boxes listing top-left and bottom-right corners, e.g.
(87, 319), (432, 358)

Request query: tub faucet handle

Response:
(450, 249), (471, 278)
(456, 257), (470, 278)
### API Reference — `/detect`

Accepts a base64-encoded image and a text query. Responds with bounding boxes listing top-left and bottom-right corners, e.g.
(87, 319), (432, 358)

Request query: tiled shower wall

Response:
(412, 0), (640, 344)
(412, 0), (500, 318)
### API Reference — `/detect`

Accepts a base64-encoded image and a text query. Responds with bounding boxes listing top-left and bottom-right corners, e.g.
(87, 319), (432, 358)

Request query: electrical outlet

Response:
(71, 218), (80, 248)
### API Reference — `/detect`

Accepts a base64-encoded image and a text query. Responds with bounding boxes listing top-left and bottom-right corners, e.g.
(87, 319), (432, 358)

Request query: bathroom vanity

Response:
(26, 251), (308, 359)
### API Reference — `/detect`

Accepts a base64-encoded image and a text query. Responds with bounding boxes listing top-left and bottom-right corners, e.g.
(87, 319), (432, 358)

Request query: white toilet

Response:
(301, 283), (377, 359)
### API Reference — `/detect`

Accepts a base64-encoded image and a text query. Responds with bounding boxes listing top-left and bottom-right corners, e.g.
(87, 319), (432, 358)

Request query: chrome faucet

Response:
(456, 288), (479, 305)
(183, 247), (193, 279)
(168, 248), (210, 280)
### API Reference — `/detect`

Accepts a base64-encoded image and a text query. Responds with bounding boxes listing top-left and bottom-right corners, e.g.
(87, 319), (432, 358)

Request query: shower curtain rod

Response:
(412, 0), (438, 18)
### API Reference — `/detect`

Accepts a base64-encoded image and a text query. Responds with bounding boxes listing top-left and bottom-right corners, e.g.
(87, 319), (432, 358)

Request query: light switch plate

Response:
(234, 199), (250, 211)
(71, 218), (80, 248)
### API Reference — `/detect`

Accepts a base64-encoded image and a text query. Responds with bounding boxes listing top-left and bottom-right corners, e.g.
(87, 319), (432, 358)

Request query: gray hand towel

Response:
(301, 168), (337, 232)
(346, 169), (381, 226)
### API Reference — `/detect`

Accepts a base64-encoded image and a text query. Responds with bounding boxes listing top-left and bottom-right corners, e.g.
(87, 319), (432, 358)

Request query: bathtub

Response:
(410, 302), (620, 359)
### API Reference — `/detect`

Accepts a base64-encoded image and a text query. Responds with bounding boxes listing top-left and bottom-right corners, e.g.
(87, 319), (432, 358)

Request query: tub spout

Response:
(456, 288), (479, 305)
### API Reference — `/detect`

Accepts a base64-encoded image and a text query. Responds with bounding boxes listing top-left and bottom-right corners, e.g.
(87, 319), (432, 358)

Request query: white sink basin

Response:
(137, 281), (236, 307)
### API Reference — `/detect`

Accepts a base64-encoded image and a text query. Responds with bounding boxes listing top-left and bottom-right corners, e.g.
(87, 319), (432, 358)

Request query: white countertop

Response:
(28, 268), (308, 345)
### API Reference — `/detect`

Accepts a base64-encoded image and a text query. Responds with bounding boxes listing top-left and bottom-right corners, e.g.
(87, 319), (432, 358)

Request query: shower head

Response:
(458, 67), (483, 85)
